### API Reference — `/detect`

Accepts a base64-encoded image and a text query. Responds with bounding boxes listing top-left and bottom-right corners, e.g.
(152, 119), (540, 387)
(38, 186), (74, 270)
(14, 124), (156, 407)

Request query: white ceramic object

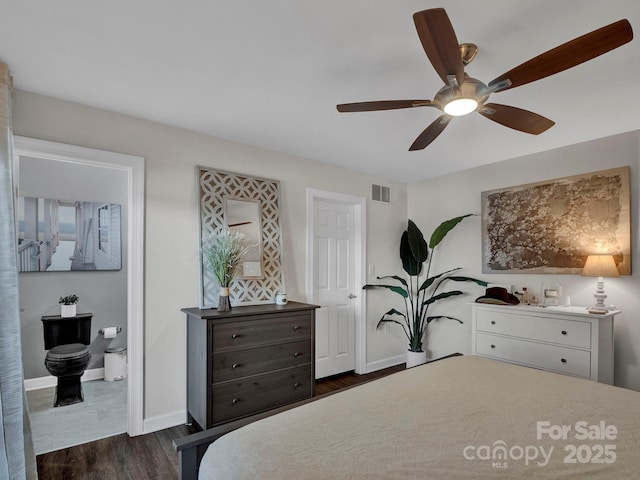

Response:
(406, 350), (427, 368)
(60, 304), (77, 318)
(275, 292), (288, 305)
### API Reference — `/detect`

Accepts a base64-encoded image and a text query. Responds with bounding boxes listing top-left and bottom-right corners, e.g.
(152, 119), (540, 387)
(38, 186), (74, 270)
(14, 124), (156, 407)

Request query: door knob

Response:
(348, 294), (358, 299)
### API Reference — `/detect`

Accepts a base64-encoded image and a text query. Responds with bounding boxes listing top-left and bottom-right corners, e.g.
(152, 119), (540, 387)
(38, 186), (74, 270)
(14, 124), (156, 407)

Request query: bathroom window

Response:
(98, 204), (110, 253)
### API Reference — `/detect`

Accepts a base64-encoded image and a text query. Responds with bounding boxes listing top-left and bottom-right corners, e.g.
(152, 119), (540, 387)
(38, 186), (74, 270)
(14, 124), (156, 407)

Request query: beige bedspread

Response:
(199, 355), (640, 479)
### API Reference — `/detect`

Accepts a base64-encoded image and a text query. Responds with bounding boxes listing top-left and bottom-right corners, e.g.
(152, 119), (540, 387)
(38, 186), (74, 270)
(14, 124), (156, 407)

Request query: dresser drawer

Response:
(212, 340), (311, 383)
(212, 313), (312, 351)
(211, 365), (312, 425)
(476, 332), (591, 379)
(476, 310), (591, 349)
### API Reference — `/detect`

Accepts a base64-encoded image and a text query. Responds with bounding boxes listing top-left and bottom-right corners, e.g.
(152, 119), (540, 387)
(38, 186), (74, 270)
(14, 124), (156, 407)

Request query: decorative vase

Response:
(217, 287), (231, 312)
(406, 350), (427, 368)
(61, 304), (77, 318)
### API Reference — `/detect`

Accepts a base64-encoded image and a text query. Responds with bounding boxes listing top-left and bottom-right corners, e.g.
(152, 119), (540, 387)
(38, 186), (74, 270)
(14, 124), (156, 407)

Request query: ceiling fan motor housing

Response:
(434, 77), (489, 112)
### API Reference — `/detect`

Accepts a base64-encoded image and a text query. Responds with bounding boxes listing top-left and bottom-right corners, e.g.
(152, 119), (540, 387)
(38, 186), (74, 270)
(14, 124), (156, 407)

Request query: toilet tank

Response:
(41, 313), (93, 349)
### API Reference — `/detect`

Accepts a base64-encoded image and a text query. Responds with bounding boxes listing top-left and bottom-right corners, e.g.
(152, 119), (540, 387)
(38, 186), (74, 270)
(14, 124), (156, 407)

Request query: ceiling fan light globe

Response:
(443, 98), (478, 116)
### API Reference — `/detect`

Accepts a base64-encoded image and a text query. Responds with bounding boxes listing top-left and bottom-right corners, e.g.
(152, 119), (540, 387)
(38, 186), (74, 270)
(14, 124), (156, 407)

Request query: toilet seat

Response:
(46, 343), (90, 361)
(45, 344), (91, 379)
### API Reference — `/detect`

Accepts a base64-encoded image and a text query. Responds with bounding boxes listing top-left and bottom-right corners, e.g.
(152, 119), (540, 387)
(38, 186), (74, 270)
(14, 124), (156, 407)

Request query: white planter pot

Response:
(60, 304), (77, 318)
(406, 350), (427, 368)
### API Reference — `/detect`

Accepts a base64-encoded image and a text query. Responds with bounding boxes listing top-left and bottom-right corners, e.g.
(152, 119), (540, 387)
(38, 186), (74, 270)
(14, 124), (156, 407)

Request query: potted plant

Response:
(202, 229), (251, 312)
(364, 215), (487, 367)
(59, 294), (79, 318)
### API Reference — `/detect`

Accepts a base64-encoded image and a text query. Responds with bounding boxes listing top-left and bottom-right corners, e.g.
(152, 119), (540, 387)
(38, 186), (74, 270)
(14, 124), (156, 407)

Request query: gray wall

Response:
(12, 89), (408, 423)
(19, 155), (128, 379)
(408, 130), (640, 391)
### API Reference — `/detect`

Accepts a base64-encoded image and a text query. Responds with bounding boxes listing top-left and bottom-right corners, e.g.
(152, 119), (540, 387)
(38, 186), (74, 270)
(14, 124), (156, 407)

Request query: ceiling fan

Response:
(337, 9), (633, 151)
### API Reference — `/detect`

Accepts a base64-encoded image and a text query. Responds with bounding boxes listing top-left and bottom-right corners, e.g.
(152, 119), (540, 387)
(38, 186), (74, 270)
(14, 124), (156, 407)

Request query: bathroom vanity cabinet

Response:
(182, 301), (318, 430)
(471, 303), (620, 384)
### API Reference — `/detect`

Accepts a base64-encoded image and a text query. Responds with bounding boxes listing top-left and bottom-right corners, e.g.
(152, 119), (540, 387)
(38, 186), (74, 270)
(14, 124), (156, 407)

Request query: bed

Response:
(174, 354), (640, 479)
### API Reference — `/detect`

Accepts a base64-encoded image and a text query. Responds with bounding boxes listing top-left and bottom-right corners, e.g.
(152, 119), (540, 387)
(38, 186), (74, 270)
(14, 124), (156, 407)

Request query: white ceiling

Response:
(2, 0), (639, 182)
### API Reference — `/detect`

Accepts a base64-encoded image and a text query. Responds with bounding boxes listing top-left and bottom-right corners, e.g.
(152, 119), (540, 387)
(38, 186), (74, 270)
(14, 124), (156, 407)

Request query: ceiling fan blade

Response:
(479, 103), (555, 135)
(413, 9), (464, 86)
(489, 19), (633, 92)
(337, 100), (437, 112)
(409, 115), (452, 151)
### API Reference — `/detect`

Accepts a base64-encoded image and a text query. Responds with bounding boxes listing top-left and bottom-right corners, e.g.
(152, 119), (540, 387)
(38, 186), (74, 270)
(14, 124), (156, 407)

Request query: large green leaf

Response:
(426, 315), (464, 325)
(376, 275), (408, 288)
(407, 220), (428, 263)
(446, 276), (488, 287)
(377, 309), (411, 342)
(400, 231), (422, 276)
(363, 284), (409, 298)
(429, 214), (475, 249)
(422, 290), (464, 306)
(375, 308), (407, 328)
(418, 268), (461, 291)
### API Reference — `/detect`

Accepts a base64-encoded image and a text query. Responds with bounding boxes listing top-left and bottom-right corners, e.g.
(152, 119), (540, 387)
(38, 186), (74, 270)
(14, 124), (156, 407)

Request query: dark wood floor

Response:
(36, 364), (404, 480)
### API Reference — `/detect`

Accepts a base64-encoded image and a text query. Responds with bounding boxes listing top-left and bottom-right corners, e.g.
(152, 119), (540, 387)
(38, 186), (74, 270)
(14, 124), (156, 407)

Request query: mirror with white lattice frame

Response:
(197, 167), (284, 308)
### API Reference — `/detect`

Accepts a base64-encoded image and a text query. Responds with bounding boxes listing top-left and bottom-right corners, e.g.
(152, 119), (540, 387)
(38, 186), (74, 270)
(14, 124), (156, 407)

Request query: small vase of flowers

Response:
(59, 294), (79, 317)
(203, 230), (250, 312)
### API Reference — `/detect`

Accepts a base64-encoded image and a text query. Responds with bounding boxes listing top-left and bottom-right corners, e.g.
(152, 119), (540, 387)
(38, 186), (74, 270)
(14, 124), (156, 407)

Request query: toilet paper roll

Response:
(102, 326), (118, 339)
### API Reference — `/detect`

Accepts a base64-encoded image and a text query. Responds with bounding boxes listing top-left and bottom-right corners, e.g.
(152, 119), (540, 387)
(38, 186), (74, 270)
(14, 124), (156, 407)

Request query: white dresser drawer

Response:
(476, 309), (591, 349)
(476, 332), (591, 379)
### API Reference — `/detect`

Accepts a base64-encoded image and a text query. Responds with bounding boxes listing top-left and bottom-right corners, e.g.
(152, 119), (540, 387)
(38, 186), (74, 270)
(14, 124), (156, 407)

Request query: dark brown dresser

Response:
(182, 301), (318, 430)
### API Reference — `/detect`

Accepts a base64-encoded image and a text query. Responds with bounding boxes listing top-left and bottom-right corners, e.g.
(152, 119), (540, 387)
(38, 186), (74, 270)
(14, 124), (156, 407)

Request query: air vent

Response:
(371, 184), (391, 204)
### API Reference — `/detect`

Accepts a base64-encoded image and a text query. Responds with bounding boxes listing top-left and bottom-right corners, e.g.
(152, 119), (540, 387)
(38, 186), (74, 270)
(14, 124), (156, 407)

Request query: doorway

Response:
(306, 188), (366, 378)
(14, 137), (145, 446)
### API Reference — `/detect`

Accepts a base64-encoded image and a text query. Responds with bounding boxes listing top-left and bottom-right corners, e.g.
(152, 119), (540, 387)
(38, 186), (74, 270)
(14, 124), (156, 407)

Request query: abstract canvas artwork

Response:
(481, 167), (630, 275)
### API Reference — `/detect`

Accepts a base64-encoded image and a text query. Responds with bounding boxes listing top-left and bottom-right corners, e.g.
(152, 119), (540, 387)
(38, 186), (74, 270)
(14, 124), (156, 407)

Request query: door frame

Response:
(14, 136), (145, 436)
(306, 188), (366, 375)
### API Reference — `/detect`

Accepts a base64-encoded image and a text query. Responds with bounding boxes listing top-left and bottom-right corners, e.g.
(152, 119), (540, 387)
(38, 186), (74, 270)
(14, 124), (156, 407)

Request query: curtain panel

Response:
(0, 62), (37, 480)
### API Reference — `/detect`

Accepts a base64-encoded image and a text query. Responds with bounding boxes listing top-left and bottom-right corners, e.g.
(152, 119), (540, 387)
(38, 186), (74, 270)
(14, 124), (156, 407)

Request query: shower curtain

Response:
(0, 62), (38, 479)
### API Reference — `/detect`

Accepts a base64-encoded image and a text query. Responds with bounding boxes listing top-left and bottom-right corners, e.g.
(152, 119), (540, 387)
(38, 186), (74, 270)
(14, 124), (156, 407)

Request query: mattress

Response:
(199, 355), (640, 479)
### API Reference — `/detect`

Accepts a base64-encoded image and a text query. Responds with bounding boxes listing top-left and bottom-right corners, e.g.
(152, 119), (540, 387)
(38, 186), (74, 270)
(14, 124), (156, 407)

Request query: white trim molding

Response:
(305, 188), (367, 375)
(14, 136), (145, 436)
(365, 355), (405, 374)
(143, 409), (187, 435)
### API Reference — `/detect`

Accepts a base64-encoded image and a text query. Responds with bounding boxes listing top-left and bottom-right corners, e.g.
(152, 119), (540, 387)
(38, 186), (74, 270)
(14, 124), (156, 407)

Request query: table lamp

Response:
(581, 254), (619, 314)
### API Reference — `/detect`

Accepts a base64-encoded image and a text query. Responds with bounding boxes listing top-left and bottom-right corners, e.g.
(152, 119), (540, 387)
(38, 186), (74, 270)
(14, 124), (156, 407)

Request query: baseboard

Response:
(24, 368), (105, 391)
(364, 354), (405, 374)
(143, 409), (186, 435)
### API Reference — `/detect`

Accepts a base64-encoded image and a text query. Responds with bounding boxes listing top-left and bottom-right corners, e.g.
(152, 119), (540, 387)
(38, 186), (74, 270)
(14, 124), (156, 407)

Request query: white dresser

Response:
(471, 303), (620, 384)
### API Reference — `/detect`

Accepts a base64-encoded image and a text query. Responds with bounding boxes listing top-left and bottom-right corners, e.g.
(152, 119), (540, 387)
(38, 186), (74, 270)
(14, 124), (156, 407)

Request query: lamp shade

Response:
(582, 255), (620, 278)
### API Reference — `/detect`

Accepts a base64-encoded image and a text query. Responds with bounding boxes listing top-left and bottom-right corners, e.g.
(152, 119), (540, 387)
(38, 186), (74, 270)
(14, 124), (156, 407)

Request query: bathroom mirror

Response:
(197, 167), (284, 308)
(224, 197), (263, 279)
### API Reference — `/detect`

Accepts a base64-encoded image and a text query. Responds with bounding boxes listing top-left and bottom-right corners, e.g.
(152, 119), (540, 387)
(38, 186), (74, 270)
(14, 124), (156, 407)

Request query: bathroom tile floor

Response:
(27, 379), (127, 455)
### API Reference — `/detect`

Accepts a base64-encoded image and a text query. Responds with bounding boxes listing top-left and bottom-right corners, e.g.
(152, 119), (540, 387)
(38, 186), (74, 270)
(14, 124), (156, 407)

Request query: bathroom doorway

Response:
(14, 137), (145, 452)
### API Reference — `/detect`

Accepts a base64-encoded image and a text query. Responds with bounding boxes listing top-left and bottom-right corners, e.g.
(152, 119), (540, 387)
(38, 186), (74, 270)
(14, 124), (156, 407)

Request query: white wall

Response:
(407, 131), (640, 391)
(12, 90), (408, 422)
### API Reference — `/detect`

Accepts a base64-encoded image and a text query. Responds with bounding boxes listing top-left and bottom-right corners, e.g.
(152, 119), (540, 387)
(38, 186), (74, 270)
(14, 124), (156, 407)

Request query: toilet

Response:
(42, 313), (92, 407)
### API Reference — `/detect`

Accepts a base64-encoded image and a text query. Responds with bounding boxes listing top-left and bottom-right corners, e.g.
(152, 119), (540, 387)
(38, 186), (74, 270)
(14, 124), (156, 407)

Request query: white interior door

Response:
(313, 199), (356, 379)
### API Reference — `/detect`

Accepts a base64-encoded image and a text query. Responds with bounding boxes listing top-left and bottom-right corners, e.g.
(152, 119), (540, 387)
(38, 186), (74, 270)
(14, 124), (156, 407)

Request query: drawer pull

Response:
(561, 358), (567, 364)
(490, 344), (496, 349)
(231, 334), (242, 340)
(293, 325), (301, 332)
(293, 352), (302, 358)
(491, 321), (496, 325)
(294, 382), (301, 389)
(232, 363), (241, 369)
(561, 330), (567, 335)
(231, 398), (240, 405)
